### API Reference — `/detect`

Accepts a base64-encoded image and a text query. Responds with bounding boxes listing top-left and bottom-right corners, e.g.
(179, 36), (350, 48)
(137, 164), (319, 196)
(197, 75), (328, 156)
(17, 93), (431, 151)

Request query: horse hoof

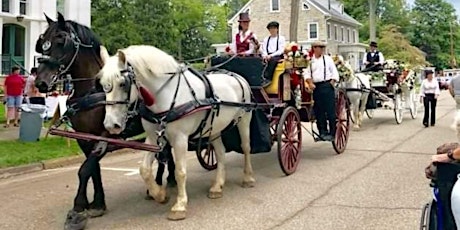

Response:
(242, 180), (255, 188)
(64, 210), (88, 230)
(207, 191), (223, 199)
(145, 189), (154, 200)
(167, 211), (186, 221)
(87, 208), (106, 218)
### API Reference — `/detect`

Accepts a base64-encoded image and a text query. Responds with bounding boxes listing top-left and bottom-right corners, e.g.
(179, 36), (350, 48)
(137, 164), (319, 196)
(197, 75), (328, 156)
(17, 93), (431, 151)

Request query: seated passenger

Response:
(362, 41), (385, 72)
(261, 21), (286, 86)
(430, 146), (460, 229)
(228, 12), (259, 56)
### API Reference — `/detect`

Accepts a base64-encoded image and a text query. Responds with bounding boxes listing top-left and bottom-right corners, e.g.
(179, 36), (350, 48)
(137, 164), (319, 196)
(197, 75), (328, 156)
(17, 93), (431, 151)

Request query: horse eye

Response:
(103, 83), (112, 93)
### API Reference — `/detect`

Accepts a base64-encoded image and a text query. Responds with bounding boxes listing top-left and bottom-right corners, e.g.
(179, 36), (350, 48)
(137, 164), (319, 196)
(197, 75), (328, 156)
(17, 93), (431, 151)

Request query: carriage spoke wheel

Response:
(333, 90), (351, 154)
(365, 109), (374, 119)
(196, 145), (217, 171)
(394, 95), (403, 124)
(276, 107), (302, 175)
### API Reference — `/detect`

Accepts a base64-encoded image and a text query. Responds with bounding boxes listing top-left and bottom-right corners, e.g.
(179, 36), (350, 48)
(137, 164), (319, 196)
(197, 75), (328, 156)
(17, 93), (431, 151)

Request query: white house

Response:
(0, 0), (91, 75)
(212, 0), (368, 70)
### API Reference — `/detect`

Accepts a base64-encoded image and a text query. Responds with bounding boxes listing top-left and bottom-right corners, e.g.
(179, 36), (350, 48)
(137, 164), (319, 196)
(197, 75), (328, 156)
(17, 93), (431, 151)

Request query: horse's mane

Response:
(38, 19), (102, 56)
(100, 45), (179, 82)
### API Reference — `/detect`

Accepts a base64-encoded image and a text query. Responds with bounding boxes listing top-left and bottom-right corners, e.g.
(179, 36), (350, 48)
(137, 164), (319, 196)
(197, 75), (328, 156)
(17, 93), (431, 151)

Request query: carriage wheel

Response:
(196, 145), (217, 171)
(394, 94), (403, 124)
(276, 106), (302, 175)
(419, 201), (436, 230)
(365, 109), (374, 119)
(333, 89), (351, 154)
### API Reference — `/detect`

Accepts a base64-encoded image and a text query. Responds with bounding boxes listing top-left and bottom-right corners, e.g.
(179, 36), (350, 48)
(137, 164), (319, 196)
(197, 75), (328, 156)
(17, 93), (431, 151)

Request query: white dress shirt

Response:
(420, 78), (440, 96)
(261, 35), (286, 57)
(363, 51), (385, 65)
(303, 55), (340, 83)
(230, 30), (258, 55)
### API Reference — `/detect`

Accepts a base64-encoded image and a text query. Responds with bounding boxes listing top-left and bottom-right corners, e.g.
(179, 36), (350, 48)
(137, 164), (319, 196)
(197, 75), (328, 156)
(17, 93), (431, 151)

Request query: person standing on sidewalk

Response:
(420, 69), (440, 127)
(3, 66), (25, 127)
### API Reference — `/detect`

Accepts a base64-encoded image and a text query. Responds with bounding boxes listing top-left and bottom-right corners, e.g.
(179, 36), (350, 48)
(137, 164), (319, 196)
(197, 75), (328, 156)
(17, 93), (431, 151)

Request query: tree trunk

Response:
(369, 0), (376, 42)
(290, 0), (300, 42)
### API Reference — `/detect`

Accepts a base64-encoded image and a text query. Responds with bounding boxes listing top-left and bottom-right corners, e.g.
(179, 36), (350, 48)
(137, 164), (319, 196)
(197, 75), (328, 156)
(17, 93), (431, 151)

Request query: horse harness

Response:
(106, 63), (255, 160)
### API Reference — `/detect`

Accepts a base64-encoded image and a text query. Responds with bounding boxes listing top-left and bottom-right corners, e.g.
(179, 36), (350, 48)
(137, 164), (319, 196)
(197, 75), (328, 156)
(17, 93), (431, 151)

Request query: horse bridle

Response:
(37, 27), (99, 91)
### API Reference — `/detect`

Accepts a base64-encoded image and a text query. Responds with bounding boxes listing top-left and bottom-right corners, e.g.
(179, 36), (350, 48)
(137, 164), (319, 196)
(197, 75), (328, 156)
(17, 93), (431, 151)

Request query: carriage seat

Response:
(210, 56), (264, 86)
(264, 61), (286, 94)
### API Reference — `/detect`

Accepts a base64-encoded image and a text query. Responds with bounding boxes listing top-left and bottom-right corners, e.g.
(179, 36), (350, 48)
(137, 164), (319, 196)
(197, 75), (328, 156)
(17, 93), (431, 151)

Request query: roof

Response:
(308, 0), (362, 26)
(228, 0), (362, 26)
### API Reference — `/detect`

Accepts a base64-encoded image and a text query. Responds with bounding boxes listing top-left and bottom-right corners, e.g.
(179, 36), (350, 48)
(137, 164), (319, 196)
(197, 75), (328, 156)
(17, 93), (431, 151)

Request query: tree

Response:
(410, 0), (459, 69)
(378, 24), (428, 67)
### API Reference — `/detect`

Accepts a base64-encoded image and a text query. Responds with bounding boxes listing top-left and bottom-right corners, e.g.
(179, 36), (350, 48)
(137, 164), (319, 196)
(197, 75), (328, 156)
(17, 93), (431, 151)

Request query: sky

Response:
(406, 0), (460, 16)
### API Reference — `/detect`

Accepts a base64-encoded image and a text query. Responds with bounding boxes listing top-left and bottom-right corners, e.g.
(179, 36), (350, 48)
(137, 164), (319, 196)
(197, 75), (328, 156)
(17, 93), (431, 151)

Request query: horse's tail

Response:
(451, 109), (460, 141)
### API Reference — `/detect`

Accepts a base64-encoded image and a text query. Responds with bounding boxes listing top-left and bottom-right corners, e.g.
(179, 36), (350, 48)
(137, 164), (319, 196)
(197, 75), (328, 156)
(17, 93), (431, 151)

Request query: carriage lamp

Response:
(16, 15), (24, 22)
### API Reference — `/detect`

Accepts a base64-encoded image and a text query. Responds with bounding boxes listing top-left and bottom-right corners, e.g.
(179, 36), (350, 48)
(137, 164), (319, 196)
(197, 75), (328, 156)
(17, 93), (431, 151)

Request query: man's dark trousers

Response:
(313, 81), (336, 137)
(264, 55), (283, 81)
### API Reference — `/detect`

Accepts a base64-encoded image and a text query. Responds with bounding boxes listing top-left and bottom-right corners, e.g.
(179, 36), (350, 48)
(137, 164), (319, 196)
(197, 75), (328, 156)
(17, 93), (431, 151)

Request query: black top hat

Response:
(238, 12), (250, 22)
(266, 21), (279, 29)
(370, 41), (378, 47)
(425, 69), (434, 75)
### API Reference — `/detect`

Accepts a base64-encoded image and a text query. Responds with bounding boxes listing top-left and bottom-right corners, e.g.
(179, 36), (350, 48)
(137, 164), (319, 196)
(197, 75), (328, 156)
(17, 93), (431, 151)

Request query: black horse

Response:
(34, 13), (175, 230)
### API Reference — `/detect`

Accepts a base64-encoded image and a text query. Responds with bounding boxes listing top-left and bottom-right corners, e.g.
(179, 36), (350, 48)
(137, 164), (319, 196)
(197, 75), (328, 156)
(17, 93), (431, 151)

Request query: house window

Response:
(347, 29), (350, 43)
(327, 23), (331, 39)
(19, 0), (27, 15)
(353, 30), (356, 43)
(56, 0), (65, 15)
(271, 0), (280, 12)
(308, 23), (318, 40)
(334, 25), (337, 41)
(2, 0), (9, 13)
(341, 27), (344, 42)
(302, 1), (309, 10)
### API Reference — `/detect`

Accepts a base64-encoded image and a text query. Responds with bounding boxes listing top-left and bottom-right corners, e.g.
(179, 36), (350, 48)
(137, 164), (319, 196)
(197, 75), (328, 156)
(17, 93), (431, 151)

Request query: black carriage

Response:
(194, 53), (351, 175)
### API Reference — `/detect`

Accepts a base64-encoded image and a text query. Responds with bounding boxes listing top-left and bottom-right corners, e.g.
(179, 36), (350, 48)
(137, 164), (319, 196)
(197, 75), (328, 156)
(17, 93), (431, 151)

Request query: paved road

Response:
(0, 91), (457, 230)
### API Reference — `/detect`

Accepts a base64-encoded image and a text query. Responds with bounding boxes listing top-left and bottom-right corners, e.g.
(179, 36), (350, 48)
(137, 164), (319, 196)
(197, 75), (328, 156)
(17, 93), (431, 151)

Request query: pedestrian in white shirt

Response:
(260, 21), (286, 86)
(363, 41), (385, 72)
(420, 69), (440, 127)
(303, 40), (340, 141)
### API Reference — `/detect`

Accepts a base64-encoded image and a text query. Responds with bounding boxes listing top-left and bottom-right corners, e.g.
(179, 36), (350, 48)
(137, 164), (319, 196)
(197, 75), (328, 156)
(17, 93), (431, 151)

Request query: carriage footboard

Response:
(48, 128), (161, 152)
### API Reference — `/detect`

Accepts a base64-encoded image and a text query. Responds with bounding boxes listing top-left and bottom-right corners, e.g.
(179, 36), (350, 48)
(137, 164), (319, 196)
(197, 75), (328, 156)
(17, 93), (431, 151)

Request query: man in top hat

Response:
(363, 41), (385, 71)
(303, 40), (340, 141)
(260, 21), (286, 86)
(228, 12), (259, 56)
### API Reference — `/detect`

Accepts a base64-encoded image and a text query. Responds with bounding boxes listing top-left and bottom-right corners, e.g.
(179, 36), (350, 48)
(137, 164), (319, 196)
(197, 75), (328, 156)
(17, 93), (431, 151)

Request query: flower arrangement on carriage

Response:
(284, 42), (311, 69)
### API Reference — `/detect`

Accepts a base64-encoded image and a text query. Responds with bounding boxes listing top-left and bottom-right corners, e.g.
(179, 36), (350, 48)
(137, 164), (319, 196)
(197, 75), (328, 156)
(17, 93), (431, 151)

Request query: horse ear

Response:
(99, 46), (110, 65)
(117, 50), (127, 64)
(44, 13), (54, 24)
(57, 12), (66, 30)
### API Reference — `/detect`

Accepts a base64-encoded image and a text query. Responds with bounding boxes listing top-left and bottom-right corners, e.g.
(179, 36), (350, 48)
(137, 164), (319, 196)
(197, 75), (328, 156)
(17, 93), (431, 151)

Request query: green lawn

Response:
(0, 137), (81, 168)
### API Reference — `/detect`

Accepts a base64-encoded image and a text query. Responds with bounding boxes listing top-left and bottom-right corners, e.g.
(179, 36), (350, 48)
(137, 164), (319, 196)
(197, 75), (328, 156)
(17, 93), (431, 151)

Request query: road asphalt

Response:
(0, 91), (457, 230)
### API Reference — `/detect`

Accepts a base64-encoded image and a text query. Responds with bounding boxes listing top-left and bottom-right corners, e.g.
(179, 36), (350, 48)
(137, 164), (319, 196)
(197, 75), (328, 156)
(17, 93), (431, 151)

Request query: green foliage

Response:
(342, 0), (460, 69)
(91, 0), (233, 60)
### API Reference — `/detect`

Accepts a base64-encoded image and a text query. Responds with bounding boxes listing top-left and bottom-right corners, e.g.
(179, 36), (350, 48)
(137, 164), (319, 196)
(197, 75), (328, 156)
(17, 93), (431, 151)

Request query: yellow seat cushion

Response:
(264, 61), (286, 94)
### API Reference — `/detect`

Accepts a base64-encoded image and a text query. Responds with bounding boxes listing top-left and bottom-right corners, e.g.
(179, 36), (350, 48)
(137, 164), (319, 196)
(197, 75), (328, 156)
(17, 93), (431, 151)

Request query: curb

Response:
(0, 149), (134, 179)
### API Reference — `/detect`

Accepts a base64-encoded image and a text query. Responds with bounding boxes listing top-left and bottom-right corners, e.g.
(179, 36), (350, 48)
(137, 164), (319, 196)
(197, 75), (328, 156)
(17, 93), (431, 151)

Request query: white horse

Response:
(98, 45), (255, 220)
(333, 55), (371, 129)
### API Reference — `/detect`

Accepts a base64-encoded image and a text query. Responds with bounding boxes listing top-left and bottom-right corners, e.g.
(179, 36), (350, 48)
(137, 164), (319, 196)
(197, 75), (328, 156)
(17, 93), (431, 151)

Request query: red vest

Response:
(236, 32), (253, 53)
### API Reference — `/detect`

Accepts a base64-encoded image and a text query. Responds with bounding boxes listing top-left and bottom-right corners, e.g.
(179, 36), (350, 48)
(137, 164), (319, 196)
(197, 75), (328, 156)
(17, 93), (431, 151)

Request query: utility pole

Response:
(369, 0), (376, 42)
(290, 0), (300, 42)
(450, 21), (457, 68)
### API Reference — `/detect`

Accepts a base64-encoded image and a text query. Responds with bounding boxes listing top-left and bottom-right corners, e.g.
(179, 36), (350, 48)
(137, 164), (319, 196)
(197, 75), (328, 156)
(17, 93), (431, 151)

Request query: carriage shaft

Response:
(48, 128), (161, 152)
